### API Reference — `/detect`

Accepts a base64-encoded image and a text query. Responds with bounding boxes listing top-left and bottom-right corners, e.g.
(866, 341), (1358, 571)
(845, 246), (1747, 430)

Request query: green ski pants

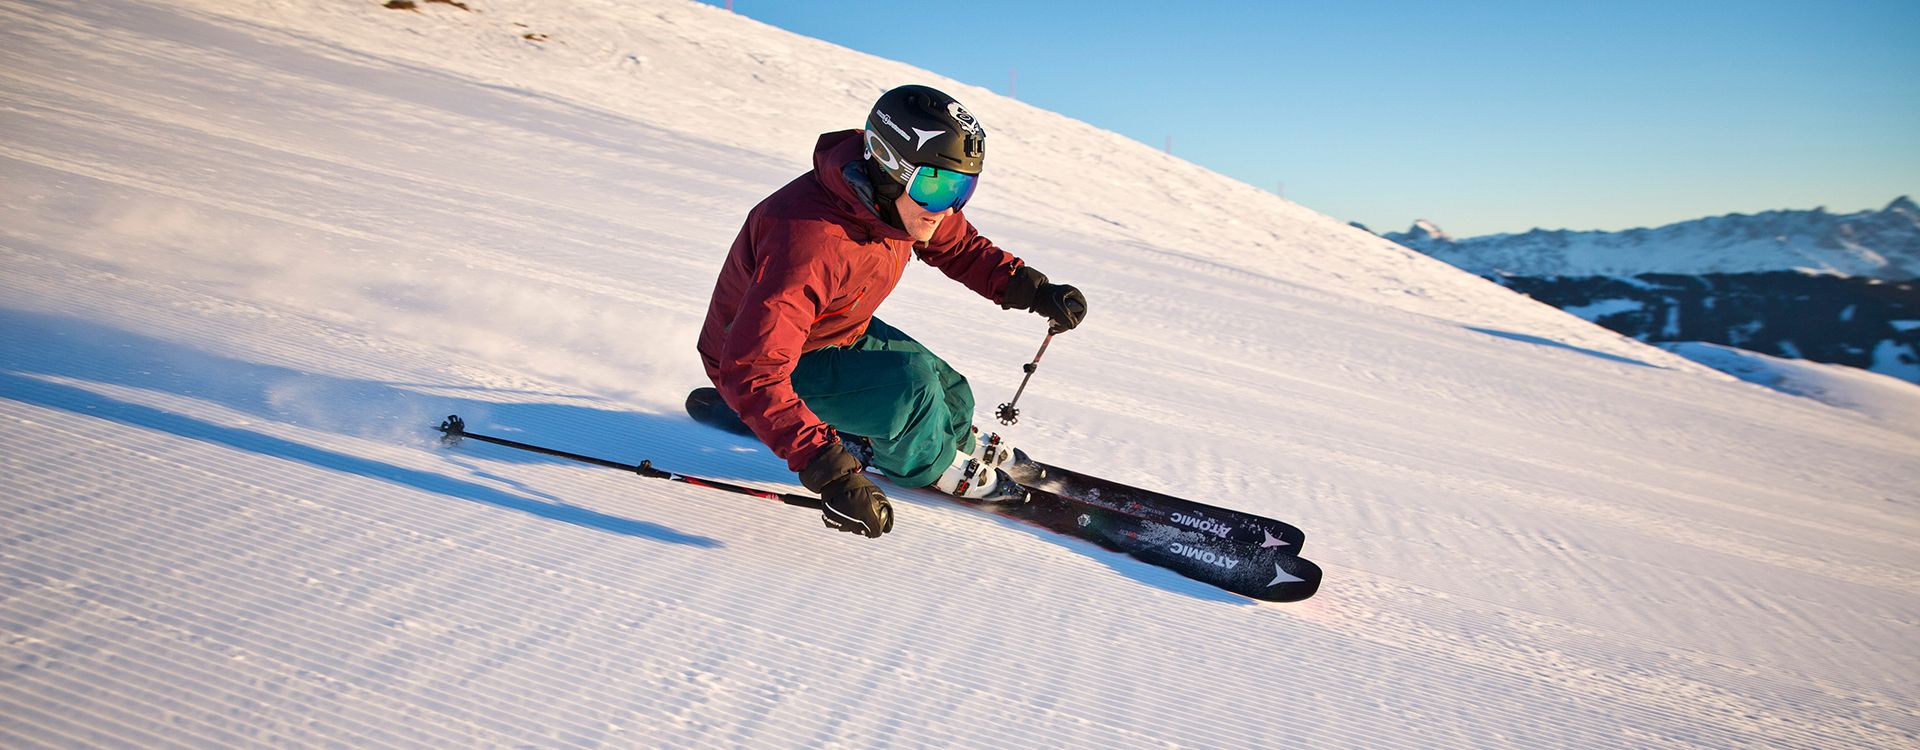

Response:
(791, 318), (972, 488)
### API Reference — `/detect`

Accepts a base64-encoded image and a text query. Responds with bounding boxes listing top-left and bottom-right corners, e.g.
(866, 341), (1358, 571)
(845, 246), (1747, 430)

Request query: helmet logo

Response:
(875, 110), (911, 141)
(865, 130), (899, 169)
(948, 102), (980, 134)
(910, 126), (944, 147)
(880, 108), (951, 148)
(864, 129), (909, 182)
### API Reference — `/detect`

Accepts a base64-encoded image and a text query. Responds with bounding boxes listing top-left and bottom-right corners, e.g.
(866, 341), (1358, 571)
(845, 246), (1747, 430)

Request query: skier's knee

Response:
(901, 360), (944, 405)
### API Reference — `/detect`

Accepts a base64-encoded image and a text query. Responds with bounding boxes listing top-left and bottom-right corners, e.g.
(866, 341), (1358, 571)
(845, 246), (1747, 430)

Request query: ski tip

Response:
(1251, 556), (1322, 603)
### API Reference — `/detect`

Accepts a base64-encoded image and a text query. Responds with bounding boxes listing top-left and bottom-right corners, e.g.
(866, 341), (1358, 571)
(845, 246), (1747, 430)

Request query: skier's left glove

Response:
(1002, 266), (1088, 332)
(1032, 283), (1086, 332)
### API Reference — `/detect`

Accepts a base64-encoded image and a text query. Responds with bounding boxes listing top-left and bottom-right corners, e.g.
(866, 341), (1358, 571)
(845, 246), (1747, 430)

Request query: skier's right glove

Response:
(800, 442), (893, 539)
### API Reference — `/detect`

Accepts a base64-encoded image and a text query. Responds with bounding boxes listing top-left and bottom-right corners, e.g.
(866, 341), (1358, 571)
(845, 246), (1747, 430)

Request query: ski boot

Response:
(932, 446), (1029, 504)
(963, 426), (1043, 483)
(966, 425), (1014, 467)
(837, 432), (876, 469)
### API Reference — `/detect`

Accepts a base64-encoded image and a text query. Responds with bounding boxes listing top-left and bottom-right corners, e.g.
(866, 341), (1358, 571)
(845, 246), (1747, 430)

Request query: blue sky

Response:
(701, 1), (1918, 237)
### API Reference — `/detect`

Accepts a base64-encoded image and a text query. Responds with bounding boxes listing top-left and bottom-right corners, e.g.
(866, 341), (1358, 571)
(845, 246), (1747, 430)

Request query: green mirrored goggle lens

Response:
(906, 166), (978, 212)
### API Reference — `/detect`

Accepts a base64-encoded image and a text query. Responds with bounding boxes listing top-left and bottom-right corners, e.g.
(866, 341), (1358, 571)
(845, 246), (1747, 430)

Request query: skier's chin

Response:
(894, 193), (949, 242)
(909, 216), (942, 242)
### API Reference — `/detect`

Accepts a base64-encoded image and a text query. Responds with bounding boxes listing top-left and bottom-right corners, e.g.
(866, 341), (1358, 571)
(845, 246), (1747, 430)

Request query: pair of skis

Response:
(690, 387), (1319, 601)
(441, 396), (1321, 601)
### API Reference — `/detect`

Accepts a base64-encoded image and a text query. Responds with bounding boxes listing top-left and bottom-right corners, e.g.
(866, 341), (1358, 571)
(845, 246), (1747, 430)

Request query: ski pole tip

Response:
(437, 415), (465, 445)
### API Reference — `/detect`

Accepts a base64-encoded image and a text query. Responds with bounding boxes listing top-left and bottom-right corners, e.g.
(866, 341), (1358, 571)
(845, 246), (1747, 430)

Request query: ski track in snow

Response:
(3, 1), (1918, 748)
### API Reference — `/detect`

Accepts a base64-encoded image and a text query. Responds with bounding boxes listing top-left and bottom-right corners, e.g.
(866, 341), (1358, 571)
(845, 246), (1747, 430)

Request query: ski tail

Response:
(686, 387), (754, 436)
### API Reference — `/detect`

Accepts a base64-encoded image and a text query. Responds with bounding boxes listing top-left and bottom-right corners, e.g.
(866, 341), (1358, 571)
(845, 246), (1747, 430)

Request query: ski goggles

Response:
(904, 165), (978, 213)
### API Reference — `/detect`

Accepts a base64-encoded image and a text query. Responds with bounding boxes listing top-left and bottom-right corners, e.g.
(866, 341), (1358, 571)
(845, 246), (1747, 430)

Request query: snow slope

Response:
(1659, 342), (1920, 440)
(4, 1), (1918, 748)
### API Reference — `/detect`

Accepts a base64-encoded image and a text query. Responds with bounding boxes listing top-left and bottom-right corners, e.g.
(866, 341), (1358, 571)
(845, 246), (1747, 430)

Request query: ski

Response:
(996, 486), (1321, 602)
(1009, 461), (1308, 555)
(436, 415), (1320, 602)
(685, 387), (754, 436)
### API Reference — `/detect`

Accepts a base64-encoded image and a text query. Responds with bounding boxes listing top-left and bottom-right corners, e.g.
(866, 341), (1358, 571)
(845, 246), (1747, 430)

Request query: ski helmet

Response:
(863, 85), (986, 212)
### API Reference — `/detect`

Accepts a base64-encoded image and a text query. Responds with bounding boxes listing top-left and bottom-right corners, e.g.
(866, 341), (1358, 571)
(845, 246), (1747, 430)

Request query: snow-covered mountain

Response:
(1491, 272), (1920, 383)
(1378, 201), (1920, 383)
(1384, 197), (1920, 279)
(5, 1), (1919, 748)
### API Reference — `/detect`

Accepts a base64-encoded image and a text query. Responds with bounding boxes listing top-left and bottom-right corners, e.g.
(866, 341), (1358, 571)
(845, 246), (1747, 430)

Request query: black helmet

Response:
(863, 85), (987, 189)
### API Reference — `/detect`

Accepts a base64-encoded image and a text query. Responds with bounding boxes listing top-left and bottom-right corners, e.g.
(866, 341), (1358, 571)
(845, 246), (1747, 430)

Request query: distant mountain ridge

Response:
(1383, 196), (1920, 280)
(1374, 197), (1920, 383)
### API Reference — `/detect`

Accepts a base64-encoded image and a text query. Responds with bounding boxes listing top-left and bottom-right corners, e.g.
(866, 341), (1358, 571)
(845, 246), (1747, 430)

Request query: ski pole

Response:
(435, 415), (823, 509)
(995, 323), (1062, 425)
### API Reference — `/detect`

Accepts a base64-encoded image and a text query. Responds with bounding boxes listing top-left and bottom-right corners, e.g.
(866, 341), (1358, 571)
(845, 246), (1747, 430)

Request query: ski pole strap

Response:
(436, 415), (821, 509)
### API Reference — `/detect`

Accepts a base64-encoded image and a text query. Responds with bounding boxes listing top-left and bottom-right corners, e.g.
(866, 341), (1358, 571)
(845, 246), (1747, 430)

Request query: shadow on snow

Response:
(0, 307), (723, 548)
(2, 308), (1257, 603)
(1469, 326), (1670, 370)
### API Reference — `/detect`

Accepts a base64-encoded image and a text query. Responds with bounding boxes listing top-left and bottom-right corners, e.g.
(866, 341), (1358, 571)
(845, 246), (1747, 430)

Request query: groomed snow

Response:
(3, 1), (1917, 748)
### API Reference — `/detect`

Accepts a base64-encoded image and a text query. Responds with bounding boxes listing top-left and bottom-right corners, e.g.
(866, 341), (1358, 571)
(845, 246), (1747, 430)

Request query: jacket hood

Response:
(812, 130), (911, 243)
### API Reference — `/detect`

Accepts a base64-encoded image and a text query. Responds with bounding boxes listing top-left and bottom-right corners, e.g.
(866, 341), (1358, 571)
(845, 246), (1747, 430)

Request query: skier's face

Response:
(894, 191), (954, 243)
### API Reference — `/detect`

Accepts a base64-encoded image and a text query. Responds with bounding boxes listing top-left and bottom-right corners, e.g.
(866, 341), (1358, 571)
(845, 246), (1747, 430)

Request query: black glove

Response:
(799, 442), (893, 538)
(1001, 266), (1088, 332)
(1031, 283), (1087, 332)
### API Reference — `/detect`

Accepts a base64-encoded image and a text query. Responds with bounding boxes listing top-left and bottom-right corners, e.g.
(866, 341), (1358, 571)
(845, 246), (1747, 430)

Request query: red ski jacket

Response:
(698, 130), (1026, 472)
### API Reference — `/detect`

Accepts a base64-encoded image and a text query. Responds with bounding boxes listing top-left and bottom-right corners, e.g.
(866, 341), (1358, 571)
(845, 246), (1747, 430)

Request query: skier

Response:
(696, 84), (1087, 539)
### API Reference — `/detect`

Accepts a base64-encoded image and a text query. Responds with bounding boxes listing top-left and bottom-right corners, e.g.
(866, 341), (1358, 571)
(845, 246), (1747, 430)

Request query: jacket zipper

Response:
(815, 289), (867, 322)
